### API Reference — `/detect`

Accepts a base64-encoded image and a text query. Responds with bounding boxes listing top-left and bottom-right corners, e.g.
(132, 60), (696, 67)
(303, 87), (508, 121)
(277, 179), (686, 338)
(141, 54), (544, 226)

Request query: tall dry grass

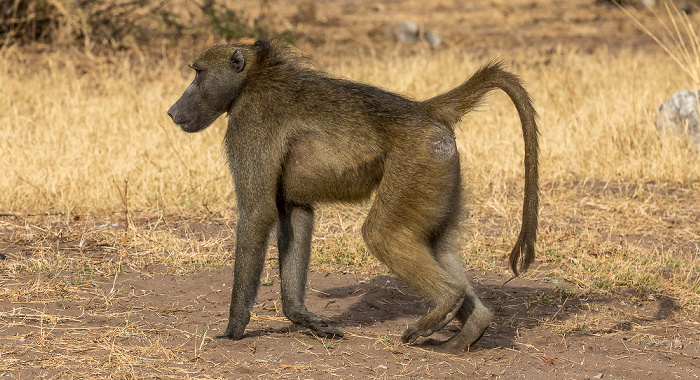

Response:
(0, 35), (698, 307)
(0, 47), (234, 216)
(0, 44), (697, 216)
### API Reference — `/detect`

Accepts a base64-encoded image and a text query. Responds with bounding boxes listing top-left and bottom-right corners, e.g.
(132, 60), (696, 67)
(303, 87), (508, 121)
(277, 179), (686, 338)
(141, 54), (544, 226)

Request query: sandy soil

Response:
(1, 262), (698, 378)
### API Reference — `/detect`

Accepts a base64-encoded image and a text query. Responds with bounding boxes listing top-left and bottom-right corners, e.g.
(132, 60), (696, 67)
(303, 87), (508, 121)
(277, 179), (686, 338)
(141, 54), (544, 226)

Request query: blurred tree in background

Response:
(0, 0), (272, 49)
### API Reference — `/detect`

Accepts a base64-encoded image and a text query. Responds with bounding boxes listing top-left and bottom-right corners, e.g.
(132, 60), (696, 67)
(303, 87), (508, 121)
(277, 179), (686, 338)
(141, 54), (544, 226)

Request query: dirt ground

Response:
(1, 259), (699, 378)
(245, 0), (680, 57)
(2, 0), (700, 379)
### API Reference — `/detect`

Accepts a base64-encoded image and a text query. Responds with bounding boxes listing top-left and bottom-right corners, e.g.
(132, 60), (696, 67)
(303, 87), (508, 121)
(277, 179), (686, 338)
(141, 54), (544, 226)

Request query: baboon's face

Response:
(167, 46), (247, 133)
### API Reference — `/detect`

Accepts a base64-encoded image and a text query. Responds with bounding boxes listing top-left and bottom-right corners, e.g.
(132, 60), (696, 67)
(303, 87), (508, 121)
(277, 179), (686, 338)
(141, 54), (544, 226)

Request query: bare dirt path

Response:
(1, 262), (698, 378)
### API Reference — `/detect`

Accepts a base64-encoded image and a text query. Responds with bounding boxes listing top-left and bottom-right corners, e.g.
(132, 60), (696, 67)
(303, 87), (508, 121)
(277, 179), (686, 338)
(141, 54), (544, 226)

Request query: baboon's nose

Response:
(167, 109), (174, 121)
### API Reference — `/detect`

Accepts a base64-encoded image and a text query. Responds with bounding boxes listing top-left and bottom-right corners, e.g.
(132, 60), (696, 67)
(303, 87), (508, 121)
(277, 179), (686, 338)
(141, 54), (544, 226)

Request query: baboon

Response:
(167, 40), (539, 352)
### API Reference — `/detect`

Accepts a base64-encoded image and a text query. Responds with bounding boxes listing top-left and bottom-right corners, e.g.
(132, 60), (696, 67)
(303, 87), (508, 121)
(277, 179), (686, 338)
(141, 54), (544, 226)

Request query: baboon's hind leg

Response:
(435, 246), (493, 351)
(362, 221), (466, 343)
(362, 146), (467, 344)
(277, 203), (343, 337)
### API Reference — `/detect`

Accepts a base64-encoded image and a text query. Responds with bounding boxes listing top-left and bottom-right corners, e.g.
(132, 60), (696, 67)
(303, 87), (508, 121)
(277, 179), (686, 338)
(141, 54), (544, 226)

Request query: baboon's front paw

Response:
(215, 325), (245, 340)
(307, 320), (344, 338)
(287, 309), (344, 338)
(215, 332), (243, 340)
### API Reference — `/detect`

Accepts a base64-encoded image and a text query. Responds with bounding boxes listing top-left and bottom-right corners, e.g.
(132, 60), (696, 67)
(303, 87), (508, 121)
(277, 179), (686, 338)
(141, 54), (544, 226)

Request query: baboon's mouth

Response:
(178, 120), (215, 134)
(169, 116), (194, 131)
(178, 122), (199, 133)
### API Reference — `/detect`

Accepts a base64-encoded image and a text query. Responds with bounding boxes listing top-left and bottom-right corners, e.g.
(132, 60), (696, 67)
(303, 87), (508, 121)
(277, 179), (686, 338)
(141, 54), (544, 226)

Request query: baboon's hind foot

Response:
(440, 302), (493, 352)
(401, 293), (465, 344)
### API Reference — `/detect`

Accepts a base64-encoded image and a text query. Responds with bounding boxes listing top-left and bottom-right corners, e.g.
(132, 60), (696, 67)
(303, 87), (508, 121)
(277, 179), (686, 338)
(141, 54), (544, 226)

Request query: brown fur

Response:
(167, 40), (539, 352)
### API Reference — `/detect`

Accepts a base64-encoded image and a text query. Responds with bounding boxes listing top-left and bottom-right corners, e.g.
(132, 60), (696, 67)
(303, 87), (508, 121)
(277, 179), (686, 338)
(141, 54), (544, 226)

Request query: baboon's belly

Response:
(281, 137), (384, 204)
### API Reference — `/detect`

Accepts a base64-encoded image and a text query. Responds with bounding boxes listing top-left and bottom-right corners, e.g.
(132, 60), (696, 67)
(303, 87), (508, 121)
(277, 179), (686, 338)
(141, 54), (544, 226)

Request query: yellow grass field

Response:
(0, 46), (698, 214)
(1, 0), (699, 378)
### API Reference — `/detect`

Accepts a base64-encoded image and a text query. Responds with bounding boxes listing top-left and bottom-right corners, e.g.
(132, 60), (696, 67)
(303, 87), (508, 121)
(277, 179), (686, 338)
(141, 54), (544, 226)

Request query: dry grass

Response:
(1, 41), (697, 305)
(1, 37), (699, 287)
(1, 44), (697, 215)
(0, 46), (235, 216)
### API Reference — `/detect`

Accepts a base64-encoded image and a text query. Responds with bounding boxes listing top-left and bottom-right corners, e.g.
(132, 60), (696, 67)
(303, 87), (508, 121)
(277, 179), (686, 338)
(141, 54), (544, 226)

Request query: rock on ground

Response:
(655, 89), (700, 147)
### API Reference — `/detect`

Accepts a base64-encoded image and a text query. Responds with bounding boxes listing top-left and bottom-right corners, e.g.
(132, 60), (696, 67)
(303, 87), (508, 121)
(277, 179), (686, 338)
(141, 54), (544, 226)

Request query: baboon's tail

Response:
(420, 61), (539, 276)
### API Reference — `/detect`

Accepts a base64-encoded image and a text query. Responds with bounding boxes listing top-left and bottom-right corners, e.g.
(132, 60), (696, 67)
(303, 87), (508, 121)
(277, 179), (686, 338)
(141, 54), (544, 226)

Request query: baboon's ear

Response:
(231, 49), (245, 72)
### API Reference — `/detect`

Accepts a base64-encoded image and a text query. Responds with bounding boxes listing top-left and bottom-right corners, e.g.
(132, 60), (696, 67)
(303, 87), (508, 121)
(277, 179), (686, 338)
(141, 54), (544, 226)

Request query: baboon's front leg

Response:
(217, 213), (275, 340)
(278, 204), (343, 337)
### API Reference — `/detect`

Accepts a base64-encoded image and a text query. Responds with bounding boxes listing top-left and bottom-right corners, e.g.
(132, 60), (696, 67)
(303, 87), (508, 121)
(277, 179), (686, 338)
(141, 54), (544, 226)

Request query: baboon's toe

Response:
(214, 332), (243, 340)
(305, 320), (344, 338)
(401, 292), (465, 344)
(288, 309), (344, 338)
(400, 325), (423, 344)
(401, 317), (446, 343)
(215, 323), (247, 340)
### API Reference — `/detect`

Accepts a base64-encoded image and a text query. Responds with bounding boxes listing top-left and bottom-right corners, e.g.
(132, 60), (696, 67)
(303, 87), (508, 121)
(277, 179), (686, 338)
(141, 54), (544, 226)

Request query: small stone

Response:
(423, 31), (443, 48)
(593, 373), (604, 379)
(396, 21), (420, 44)
(672, 339), (684, 350)
(655, 90), (700, 147)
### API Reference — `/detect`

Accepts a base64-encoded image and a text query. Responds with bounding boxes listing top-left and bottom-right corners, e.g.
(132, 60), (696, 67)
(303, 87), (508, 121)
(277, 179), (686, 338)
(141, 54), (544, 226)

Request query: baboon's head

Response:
(167, 45), (249, 133)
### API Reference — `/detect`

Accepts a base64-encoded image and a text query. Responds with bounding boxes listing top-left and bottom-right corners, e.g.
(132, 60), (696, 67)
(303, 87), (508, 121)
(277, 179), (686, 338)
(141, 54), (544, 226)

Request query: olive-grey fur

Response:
(167, 40), (539, 352)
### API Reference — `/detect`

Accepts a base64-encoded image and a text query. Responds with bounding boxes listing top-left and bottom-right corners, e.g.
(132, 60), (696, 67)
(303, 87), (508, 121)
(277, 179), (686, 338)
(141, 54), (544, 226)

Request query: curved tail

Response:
(420, 61), (539, 276)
